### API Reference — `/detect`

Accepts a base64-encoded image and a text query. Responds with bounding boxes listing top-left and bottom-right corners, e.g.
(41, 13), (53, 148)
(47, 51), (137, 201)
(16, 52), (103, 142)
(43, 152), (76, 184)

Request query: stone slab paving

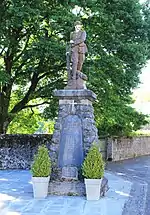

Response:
(0, 170), (132, 215)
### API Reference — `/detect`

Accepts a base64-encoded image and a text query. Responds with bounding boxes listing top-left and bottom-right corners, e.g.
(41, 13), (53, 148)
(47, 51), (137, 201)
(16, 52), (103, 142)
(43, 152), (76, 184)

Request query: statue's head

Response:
(74, 21), (83, 31)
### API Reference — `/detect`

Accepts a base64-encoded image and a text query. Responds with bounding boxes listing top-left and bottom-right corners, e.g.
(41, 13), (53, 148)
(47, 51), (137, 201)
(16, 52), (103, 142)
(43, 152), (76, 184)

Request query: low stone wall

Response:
(107, 136), (150, 161)
(1, 135), (150, 169)
(0, 134), (52, 169)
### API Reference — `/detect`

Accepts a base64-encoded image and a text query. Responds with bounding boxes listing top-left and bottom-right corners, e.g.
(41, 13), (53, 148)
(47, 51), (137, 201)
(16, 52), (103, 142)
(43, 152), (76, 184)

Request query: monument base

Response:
(51, 89), (99, 180)
(62, 166), (78, 180)
(48, 177), (109, 197)
(49, 89), (109, 196)
(49, 180), (85, 196)
(52, 89), (98, 152)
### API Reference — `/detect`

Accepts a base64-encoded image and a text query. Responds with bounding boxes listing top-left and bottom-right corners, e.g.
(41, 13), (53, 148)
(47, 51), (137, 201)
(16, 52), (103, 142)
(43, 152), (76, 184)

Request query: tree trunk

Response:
(0, 83), (13, 134)
(0, 51), (14, 133)
(0, 91), (12, 134)
(0, 119), (10, 134)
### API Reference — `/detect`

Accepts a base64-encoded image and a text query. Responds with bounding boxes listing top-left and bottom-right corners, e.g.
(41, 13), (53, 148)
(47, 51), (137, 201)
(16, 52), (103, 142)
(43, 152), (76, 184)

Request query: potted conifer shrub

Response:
(31, 145), (51, 198)
(82, 144), (105, 200)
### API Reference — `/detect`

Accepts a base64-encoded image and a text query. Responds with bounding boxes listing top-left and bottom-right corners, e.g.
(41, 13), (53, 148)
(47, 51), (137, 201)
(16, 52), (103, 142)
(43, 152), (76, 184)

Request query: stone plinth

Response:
(53, 89), (96, 101)
(48, 177), (109, 197)
(49, 181), (85, 196)
(50, 89), (99, 190)
(52, 89), (98, 161)
(49, 89), (109, 196)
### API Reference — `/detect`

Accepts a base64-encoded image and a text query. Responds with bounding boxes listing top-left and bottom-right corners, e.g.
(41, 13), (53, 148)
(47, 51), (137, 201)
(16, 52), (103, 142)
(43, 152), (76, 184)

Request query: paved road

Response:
(107, 156), (150, 215)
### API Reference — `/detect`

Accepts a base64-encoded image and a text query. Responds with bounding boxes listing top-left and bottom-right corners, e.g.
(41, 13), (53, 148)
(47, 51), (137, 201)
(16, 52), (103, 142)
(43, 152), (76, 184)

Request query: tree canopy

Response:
(0, 0), (149, 135)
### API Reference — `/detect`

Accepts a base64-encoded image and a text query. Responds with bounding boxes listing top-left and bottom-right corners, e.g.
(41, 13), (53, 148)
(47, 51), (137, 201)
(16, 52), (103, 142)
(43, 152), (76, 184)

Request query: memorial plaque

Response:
(58, 115), (83, 168)
(62, 166), (78, 180)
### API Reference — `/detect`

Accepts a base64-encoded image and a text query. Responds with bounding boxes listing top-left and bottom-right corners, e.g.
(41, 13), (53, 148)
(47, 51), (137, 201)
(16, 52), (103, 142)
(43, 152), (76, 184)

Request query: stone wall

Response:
(107, 136), (150, 161)
(0, 134), (52, 169)
(1, 135), (150, 170)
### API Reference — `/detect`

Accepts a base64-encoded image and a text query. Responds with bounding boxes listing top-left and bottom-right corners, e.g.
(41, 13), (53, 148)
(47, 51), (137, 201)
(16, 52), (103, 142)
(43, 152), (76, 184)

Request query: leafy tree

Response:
(7, 107), (55, 134)
(7, 92), (54, 134)
(0, 0), (149, 135)
(7, 108), (41, 134)
(84, 0), (149, 136)
(0, 0), (71, 133)
(95, 99), (148, 137)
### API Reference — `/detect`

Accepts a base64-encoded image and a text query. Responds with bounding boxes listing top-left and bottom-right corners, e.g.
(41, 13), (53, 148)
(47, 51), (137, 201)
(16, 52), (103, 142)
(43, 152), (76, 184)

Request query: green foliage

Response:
(95, 99), (148, 137)
(7, 108), (41, 134)
(7, 108), (54, 134)
(82, 144), (105, 179)
(31, 145), (51, 177)
(0, 0), (149, 135)
(129, 117), (150, 136)
(35, 120), (54, 134)
(7, 93), (54, 134)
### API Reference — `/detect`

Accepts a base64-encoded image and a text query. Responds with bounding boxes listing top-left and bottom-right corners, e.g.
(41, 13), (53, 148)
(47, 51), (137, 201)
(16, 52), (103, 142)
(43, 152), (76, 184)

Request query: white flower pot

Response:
(32, 176), (50, 198)
(84, 178), (102, 200)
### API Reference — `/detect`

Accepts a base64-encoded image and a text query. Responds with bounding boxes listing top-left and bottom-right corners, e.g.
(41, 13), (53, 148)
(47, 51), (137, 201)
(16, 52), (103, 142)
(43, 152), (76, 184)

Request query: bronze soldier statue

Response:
(66, 21), (88, 89)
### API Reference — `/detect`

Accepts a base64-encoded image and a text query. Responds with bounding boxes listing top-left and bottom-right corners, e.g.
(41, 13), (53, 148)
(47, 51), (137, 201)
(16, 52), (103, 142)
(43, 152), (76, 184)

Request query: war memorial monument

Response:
(49, 21), (107, 196)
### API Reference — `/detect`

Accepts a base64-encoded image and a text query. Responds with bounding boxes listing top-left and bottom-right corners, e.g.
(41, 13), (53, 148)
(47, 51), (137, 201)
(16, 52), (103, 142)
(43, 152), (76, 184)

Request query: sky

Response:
(140, 0), (147, 3)
(129, 0), (150, 114)
(138, 0), (149, 91)
(135, 0), (149, 93)
(133, 61), (150, 114)
(138, 61), (150, 92)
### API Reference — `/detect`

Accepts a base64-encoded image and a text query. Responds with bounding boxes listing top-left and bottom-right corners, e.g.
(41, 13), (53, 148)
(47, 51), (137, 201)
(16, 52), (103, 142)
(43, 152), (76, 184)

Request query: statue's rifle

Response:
(66, 44), (71, 81)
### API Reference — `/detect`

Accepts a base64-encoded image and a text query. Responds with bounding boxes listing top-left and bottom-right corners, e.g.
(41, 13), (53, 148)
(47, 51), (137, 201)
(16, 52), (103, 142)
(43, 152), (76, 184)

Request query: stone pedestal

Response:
(48, 177), (109, 197)
(49, 89), (109, 196)
(51, 89), (98, 180)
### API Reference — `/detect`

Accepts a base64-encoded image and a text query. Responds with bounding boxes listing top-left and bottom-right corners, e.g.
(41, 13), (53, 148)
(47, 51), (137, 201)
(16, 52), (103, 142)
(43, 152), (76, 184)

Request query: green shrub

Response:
(82, 144), (105, 179)
(31, 145), (51, 177)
